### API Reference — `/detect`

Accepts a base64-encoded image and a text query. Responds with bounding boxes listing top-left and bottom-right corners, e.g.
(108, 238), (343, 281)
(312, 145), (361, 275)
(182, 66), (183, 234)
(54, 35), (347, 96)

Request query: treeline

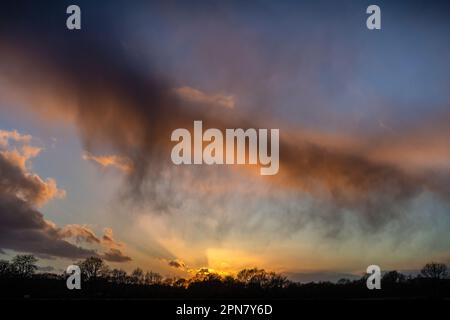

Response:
(0, 255), (289, 288)
(1, 255), (450, 299)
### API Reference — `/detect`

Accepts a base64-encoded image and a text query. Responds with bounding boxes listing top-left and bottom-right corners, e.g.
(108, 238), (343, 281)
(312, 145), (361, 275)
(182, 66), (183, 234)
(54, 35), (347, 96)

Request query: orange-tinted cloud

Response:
(83, 152), (133, 173)
(101, 227), (124, 248)
(58, 224), (101, 244)
(174, 86), (235, 109)
(58, 225), (131, 262)
(0, 130), (65, 207)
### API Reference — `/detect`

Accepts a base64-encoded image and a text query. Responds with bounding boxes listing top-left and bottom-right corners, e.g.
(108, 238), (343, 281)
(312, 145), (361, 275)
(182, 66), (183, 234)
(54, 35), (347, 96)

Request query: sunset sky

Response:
(1, 0), (450, 282)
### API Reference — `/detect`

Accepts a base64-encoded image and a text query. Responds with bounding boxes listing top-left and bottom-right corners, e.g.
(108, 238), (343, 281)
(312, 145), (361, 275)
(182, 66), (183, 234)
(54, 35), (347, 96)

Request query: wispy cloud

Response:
(83, 152), (133, 173)
(174, 86), (235, 109)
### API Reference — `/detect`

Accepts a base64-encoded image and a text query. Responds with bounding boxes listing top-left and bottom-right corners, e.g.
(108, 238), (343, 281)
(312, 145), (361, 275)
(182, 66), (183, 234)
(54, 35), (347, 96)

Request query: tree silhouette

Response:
(190, 268), (222, 283)
(222, 275), (236, 286)
(78, 256), (107, 281)
(237, 268), (269, 287)
(0, 260), (11, 276)
(131, 268), (144, 284)
(2, 255), (450, 299)
(420, 262), (448, 280)
(110, 268), (127, 284)
(173, 278), (188, 288)
(11, 255), (37, 277)
(382, 270), (406, 285)
(145, 271), (162, 285)
(266, 272), (289, 289)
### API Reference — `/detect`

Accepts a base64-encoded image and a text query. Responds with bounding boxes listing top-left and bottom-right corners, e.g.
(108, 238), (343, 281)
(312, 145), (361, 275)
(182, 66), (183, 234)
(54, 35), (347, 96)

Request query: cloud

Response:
(168, 259), (186, 269)
(58, 225), (131, 262)
(102, 248), (132, 263)
(58, 225), (132, 262)
(101, 228), (123, 248)
(0, 191), (97, 259)
(0, 132), (96, 259)
(82, 152), (133, 173)
(58, 225), (101, 244)
(0, 2), (251, 206)
(0, 129), (131, 261)
(0, 130), (32, 147)
(0, 130), (65, 207)
(174, 86), (235, 109)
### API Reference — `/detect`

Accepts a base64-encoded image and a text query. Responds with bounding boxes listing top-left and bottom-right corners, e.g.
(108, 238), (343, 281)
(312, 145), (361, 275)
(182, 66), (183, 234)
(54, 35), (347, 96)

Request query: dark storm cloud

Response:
(275, 140), (450, 230)
(0, 0), (240, 201)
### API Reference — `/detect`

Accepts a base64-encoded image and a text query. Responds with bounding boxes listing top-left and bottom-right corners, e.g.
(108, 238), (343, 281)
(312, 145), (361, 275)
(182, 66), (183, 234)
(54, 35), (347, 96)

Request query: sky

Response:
(1, 0), (450, 282)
